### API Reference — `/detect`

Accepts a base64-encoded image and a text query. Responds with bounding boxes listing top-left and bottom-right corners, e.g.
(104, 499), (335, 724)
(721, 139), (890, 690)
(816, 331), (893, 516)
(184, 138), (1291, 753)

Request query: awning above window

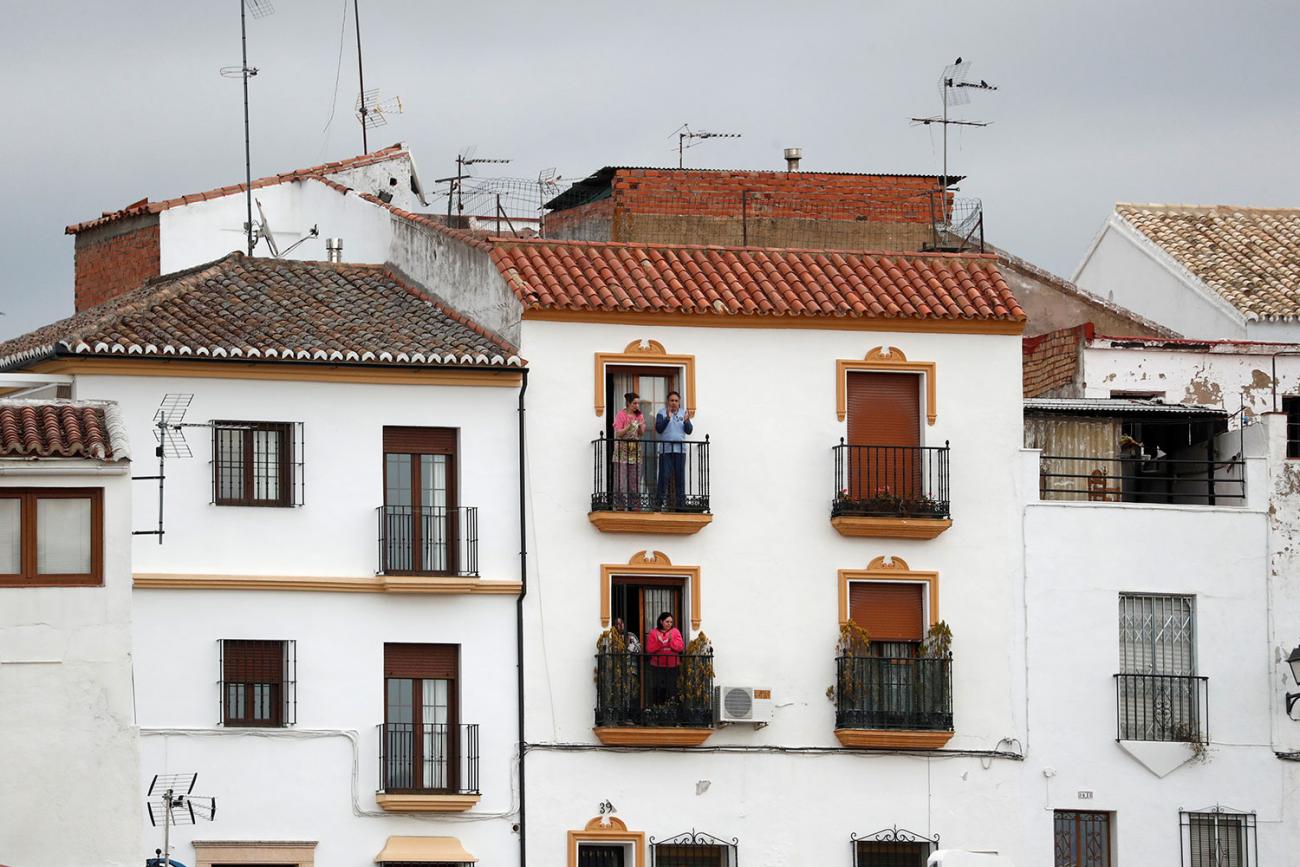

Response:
(373, 835), (477, 863)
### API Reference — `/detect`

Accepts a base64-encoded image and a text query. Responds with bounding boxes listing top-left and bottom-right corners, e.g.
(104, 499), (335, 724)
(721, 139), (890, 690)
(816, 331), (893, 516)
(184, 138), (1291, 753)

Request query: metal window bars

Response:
(1053, 811), (1112, 867)
(850, 827), (939, 867)
(595, 651), (715, 729)
(832, 442), (950, 519)
(1180, 806), (1256, 867)
(650, 830), (738, 867)
(591, 435), (710, 514)
(217, 639), (296, 726)
(835, 655), (953, 732)
(1114, 673), (1209, 743)
(376, 505), (478, 577)
(208, 421), (304, 506)
(377, 722), (480, 795)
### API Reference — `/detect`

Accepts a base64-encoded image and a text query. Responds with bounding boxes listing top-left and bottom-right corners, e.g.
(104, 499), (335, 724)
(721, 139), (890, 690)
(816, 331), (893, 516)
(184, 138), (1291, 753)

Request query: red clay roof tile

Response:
(0, 402), (115, 460)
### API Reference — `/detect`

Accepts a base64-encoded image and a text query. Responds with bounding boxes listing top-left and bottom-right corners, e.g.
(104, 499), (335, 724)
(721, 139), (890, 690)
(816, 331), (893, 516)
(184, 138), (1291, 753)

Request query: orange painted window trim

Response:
(838, 555), (940, 626)
(568, 816), (646, 867)
(594, 340), (697, 417)
(600, 550), (702, 632)
(836, 346), (937, 425)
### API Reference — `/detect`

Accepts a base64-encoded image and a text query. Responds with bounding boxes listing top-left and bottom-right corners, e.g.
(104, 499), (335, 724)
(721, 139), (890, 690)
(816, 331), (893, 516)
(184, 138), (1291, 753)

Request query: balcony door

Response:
(384, 643), (458, 792)
(1118, 593), (1197, 740)
(606, 366), (680, 498)
(845, 372), (922, 501)
(848, 581), (928, 726)
(383, 427), (457, 575)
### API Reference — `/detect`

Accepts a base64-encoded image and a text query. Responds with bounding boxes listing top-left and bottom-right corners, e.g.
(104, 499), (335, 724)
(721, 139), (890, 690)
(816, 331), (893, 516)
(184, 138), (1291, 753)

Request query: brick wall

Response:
(72, 215), (161, 310)
(544, 197), (614, 242)
(1022, 323), (1094, 398)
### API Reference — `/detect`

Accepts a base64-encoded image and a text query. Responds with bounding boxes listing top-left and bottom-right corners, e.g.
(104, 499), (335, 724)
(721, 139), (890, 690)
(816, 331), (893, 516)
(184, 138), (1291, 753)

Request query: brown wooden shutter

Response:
(846, 372), (921, 447)
(849, 582), (924, 641)
(224, 640), (284, 682)
(384, 643), (458, 679)
(383, 427), (457, 455)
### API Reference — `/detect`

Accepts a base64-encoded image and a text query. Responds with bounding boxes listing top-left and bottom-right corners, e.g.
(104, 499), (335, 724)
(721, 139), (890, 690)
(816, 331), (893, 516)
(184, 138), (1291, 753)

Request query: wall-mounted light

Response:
(1287, 645), (1300, 716)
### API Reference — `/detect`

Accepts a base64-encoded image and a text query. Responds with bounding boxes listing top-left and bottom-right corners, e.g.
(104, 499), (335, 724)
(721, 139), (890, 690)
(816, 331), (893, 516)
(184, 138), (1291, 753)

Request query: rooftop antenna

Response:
(254, 199), (320, 258)
(537, 168), (561, 237)
(133, 395), (201, 545)
(146, 772), (216, 867)
(436, 149), (511, 226)
(355, 89), (403, 133)
(220, 0), (274, 257)
(909, 58), (997, 205)
(673, 124), (742, 169)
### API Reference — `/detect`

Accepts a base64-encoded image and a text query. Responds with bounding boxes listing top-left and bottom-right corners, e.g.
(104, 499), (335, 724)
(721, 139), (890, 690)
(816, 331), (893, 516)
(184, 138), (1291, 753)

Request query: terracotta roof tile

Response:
(0, 401), (121, 460)
(0, 253), (522, 370)
(1116, 204), (1300, 321)
(489, 239), (1024, 324)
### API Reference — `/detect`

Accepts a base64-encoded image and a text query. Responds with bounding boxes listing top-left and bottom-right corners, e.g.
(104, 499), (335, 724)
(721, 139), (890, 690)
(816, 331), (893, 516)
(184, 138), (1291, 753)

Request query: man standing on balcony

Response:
(655, 391), (694, 511)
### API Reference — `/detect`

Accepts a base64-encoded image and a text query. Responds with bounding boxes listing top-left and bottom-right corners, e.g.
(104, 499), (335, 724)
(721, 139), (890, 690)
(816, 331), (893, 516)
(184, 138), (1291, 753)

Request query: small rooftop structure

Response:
(0, 399), (128, 461)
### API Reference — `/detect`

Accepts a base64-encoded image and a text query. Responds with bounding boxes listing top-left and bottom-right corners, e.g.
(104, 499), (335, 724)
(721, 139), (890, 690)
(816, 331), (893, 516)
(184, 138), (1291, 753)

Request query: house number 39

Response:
(598, 800), (616, 814)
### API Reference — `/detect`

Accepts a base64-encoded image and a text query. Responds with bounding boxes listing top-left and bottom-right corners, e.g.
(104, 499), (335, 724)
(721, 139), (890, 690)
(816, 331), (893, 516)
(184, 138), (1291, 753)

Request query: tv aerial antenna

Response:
(253, 199), (320, 259)
(435, 148), (512, 225)
(220, 0), (275, 257)
(909, 58), (998, 202)
(146, 772), (217, 867)
(356, 89), (403, 134)
(672, 124), (742, 169)
(132, 394), (208, 545)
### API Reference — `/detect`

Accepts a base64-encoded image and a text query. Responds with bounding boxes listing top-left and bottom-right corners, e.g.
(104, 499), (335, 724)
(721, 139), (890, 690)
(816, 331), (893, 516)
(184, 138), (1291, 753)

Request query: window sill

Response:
(375, 792), (481, 812)
(0, 576), (103, 588)
(830, 515), (952, 539)
(593, 726), (714, 746)
(834, 728), (954, 750)
(588, 511), (713, 535)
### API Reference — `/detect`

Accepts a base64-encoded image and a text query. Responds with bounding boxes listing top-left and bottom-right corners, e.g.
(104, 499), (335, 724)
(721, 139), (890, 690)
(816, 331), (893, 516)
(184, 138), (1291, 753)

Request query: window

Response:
(381, 427), (472, 575)
(220, 639), (295, 726)
(651, 831), (736, 866)
(383, 643), (468, 793)
(612, 577), (686, 645)
(0, 488), (102, 586)
(1117, 594), (1203, 741)
(851, 828), (938, 867)
(213, 421), (300, 507)
(1182, 808), (1256, 867)
(1053, 811), (1112, 867)
(1285, 396), (1300, 459)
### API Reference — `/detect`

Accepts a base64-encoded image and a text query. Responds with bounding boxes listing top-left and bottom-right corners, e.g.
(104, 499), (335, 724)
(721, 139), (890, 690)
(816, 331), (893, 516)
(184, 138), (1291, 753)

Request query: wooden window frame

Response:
(601, 550), (701, 632)
(836, 346), (937, 425)
(213, 421), (293, 507)
(0, 487), (103, 587)
(382, 643), (461, 793)
(838, 556), (939, 627)
(594, 340), (696, 417)
(220, 639), (294, 728)
(382, 428), (460, 576)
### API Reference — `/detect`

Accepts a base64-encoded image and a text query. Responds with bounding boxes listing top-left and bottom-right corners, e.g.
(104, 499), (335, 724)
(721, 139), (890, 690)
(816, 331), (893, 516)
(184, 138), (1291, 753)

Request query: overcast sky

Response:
(1, 0), (1297, 340)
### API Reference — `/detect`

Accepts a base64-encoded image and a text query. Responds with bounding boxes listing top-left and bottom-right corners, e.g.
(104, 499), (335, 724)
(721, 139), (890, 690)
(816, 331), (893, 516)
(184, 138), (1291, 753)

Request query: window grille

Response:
(850, 827), (938, 867)
(1117, 594), (1205, 741)
(210, 421), (304, 507)
(1181, 806), (1256, 867)
(1054, 810), (1111, 867)
(650, 831), (737, 866)
(218, 639), (296, 726)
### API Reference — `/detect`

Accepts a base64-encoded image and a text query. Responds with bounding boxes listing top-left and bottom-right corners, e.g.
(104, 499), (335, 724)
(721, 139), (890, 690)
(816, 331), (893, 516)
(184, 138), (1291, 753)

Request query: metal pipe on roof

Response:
(784, 147), (802, 171)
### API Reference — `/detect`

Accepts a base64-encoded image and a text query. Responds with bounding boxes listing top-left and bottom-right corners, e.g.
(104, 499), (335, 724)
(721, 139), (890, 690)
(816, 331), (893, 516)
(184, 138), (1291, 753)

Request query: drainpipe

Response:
(516, 367), (529, 867)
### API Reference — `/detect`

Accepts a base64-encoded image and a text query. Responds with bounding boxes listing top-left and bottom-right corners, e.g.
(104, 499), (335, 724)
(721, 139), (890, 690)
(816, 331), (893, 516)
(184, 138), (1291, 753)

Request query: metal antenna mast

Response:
(673, 124), (742, 168)
(354, 0), (366, 153)
(146, 772), (216, 867)
(222, 0), (274, 256)
(909, 58), (998, 202)
(350, 2), (402, 152)
(437, 150), (511, 226)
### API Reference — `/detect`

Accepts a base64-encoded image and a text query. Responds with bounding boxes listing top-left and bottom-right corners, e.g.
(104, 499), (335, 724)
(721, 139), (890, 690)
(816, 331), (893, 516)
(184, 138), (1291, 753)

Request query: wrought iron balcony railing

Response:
(835, 654), (953, 731)
(591, 435), (710, 514)
(1114, 673), (1209, 743)
(832, 442), (950, 519)
(1039, 455), (1245, 505)
(595, 651), (715, 728)
(377, 505), (478, 576)
(378, 722), (479, 794)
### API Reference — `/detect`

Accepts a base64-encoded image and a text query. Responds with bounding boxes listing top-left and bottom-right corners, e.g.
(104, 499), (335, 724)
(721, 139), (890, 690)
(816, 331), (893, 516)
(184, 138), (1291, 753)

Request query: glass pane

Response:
(226, 683), (245, 720)
(0, 498), (19, 573)
(36, 497), (91, 574)
(422, 678), (450, 788)
(252, 683), (272, 720)
(217, 428), (245, 500)
(386, 678), (413, 723)
(385, 454), (411, 506)
(252, 429), (280, 501)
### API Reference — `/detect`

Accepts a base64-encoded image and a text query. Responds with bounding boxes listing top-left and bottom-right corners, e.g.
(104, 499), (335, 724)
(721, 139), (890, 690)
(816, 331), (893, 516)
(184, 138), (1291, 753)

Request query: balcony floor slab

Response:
(831, 516), (952, 539)
(588, 511), (713, 535)
(593, 726), (714, 746)
(834, 728), (954, 750)
(375, 792), (481, 812)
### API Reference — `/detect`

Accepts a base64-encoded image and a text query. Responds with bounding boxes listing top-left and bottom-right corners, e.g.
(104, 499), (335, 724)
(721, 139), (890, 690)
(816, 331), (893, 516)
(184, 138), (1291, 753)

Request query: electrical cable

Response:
(317, 0), (350, 158)
(523, 741), (1023, 760)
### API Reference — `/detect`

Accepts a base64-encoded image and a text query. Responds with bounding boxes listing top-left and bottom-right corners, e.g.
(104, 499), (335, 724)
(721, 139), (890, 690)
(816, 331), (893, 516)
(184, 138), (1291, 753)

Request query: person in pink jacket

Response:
(645, 611), (684, 705)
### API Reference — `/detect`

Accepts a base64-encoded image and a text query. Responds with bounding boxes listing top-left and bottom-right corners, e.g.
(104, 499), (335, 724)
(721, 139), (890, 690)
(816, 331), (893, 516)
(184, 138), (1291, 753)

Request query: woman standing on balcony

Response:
(646, 611), (684, 705)
(613, 392), (645, 510)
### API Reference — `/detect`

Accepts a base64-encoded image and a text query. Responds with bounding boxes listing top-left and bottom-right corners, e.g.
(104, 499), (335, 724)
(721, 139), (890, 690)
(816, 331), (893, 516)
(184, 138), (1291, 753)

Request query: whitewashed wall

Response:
(0, 461), (141, 867)
(518, 319), (1028, 864)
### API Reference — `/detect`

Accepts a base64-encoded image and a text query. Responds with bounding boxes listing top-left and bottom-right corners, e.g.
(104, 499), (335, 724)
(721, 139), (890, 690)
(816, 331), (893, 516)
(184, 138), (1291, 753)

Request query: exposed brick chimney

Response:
(71, 214), (161, 311)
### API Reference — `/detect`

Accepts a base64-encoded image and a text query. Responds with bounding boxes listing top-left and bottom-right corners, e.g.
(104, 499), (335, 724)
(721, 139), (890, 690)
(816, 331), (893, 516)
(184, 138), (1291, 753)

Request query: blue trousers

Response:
(656, 451), (686, 510)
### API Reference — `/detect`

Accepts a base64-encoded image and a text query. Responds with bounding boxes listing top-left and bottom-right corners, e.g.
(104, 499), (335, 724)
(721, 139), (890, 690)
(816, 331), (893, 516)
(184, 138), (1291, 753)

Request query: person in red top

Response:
(646, 611), (684, 705)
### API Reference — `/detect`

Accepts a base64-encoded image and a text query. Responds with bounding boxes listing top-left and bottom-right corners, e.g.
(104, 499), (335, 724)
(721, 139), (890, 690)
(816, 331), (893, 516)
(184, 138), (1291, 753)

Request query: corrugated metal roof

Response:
(1024, 398), (1228, 417)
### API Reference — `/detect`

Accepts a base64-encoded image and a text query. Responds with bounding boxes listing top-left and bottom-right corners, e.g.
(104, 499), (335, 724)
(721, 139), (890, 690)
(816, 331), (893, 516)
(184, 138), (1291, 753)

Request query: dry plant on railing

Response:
(828, 621), (873, 703)
(921, 620), (953, 658)
(594, 628), (638, 714)
(678, 632), (715, 711)
(1172, 722), (1210, 763)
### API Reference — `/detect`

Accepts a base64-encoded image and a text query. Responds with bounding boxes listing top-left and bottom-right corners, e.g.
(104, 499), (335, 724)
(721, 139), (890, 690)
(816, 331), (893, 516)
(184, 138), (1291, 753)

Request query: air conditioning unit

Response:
(715, 685), (774, 725)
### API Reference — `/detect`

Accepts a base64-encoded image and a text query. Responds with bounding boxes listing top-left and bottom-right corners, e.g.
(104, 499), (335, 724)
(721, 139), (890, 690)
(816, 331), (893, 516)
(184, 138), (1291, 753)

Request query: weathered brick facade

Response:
(72, 215), (161, 311)
(1022, 323), (1093, 398)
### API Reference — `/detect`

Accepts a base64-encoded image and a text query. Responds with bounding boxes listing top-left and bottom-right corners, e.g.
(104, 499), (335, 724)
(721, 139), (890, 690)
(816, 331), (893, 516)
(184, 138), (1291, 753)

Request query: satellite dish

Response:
(254, 199), (281, 258)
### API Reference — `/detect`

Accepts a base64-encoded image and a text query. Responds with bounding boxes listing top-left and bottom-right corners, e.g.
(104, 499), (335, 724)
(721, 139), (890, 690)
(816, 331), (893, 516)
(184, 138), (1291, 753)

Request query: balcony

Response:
(1114, 673), (1209, 743)
(594, 651), (715, 746)
(834, 654), (954, 749)
(377, 505), (478, 578)
(1039, 455), (1245, 506)
(831, 442), (951, 539)
(376, 722), (480, 812)
(589, 435), (712, 534)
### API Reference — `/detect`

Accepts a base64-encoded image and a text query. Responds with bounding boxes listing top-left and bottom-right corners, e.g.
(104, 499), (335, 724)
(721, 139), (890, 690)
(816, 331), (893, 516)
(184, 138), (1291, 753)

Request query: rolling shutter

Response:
(846, 372), (921, 447)
(384, 643), (458, 679)
(849, 582), (925, 641)
(383, 427), (457, 455)
(222, 639), (284, 682)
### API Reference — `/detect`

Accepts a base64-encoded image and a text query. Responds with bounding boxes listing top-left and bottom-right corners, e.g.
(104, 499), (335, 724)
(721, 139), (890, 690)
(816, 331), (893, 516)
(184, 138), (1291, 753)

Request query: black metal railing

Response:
(378, 722), (479, 794)
(832, 442), (950, 519)
(377, 505), (478, 576)
(591, 435), (710, 514)
(1038, 455), (1245, 505)
(650, 831), (739, 867)
(595, 651), (714, 728)
(851, 827), (940, 867)
(1114, 673), (1209, 742)
(835, 655), (953, 731)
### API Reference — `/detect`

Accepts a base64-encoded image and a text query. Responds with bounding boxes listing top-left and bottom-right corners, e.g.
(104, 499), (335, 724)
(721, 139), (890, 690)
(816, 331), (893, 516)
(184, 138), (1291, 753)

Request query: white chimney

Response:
(325, 238), (343, 263)
(784, 147), (803, 171)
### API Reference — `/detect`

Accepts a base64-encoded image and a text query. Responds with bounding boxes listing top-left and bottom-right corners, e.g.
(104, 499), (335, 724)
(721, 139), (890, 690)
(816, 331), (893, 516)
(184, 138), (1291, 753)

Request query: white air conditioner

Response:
(715, 685), (774, 724)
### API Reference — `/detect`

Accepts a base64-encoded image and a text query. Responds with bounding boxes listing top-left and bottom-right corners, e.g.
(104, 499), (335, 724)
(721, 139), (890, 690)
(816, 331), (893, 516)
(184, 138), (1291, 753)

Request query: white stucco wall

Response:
(518, 319), (1028, 864)
(0, 462), (142, 867)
